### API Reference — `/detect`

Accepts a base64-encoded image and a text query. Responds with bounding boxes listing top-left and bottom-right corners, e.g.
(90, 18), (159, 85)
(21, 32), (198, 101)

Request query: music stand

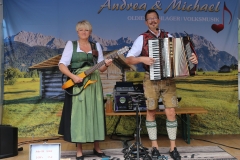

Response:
(123, 92), (151, 160)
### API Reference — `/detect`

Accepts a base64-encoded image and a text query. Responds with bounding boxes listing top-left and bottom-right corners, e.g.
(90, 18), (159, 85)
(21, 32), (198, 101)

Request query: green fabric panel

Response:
(70, 67), (105, 142)
(71, 41), (94, 69)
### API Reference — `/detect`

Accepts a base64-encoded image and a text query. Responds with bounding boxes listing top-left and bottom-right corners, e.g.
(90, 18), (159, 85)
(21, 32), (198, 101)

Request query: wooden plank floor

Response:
(2, 135), (240, 160)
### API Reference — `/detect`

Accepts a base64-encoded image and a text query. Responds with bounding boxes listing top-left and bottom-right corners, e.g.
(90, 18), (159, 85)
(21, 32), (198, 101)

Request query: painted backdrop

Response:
(2, 0), (239, 137)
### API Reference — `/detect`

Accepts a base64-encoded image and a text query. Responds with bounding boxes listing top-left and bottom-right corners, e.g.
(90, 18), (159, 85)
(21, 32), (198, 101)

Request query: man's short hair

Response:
(145, 9), (159, 21)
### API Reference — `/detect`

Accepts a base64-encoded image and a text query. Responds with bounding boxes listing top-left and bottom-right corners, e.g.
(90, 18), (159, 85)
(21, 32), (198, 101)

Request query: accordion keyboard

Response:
(148, 39), (162, 80)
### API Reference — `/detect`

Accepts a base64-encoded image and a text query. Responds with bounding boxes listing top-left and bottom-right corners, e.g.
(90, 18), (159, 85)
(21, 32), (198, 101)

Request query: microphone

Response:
(128, 92), (145, 102)
(128, 92), (144, 95)
(157, 28), (167, 38)
(156, 28), (166, 33)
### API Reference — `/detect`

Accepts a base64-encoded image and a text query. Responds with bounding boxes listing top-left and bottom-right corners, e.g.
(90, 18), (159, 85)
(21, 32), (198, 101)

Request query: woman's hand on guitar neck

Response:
(104, 59), (113, 67)
(99, 59), (113, 72)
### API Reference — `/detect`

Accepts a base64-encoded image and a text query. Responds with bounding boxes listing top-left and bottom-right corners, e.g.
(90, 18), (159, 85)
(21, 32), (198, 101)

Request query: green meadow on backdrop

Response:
(3, 71), (239, 137)
(2, 0), (239, 138)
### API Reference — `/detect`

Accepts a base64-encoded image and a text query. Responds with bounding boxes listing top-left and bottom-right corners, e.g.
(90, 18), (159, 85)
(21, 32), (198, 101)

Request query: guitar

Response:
(62, 46), (130, 90)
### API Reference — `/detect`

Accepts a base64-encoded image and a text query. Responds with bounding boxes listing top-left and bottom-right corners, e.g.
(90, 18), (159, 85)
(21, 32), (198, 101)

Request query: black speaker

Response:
(0, 125), (18, 159)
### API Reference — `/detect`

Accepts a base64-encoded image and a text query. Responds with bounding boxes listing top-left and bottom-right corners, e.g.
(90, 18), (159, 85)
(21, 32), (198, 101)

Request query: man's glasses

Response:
(146, 17), (158, 21)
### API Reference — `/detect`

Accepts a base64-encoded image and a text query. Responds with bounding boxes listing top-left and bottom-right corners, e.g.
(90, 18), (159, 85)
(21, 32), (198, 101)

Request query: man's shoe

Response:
(151, 147), (161, 158)
(169, 147), (181, 160)
(93, 148), (111, 158)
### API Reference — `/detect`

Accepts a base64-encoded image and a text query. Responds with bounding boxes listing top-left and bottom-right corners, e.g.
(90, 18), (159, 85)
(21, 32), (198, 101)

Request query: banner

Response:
(2, 0), (239, 137)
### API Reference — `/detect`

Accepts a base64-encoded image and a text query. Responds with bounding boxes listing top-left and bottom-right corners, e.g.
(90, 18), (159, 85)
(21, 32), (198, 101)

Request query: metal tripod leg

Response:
(123, 141), (151, 160)
(123, 93), (152, 160)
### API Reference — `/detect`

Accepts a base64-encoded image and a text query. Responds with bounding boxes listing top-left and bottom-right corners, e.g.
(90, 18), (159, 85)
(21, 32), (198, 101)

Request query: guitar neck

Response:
(84, 51), (118, 76)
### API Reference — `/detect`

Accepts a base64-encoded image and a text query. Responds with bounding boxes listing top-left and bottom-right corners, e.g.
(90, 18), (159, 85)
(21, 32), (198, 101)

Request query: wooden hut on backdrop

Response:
(218, 65), (231, 73)
(29, 51), (136, 100)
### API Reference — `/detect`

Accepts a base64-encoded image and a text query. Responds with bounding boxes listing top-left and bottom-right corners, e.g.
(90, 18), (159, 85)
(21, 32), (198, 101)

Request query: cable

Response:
(191, 137), (240, 150)
(18, 137), (62, 146)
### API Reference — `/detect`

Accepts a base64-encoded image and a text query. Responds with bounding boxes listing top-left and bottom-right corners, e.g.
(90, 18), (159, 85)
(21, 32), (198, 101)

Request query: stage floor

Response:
(2, 134), (240, 160)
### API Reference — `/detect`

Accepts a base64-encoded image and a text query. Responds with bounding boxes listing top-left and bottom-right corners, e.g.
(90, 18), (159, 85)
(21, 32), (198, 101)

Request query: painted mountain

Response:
(4, 31), (237, 72)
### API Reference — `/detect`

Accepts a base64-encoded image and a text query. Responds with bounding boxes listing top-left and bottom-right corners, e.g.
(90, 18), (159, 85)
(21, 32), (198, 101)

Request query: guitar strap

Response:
(90, 41), (98, 65)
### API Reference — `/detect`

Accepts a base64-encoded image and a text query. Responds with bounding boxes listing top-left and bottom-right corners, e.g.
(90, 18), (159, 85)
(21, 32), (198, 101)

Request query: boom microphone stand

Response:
(123, 92), (151, 160)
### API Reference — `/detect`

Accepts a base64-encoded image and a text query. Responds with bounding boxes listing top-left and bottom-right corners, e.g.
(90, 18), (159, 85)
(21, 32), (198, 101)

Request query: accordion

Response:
(148, 37), (196, 80)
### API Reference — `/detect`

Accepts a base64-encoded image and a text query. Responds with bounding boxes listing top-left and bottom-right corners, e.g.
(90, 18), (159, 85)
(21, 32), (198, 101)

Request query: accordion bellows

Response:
(148, 37), (196, 80)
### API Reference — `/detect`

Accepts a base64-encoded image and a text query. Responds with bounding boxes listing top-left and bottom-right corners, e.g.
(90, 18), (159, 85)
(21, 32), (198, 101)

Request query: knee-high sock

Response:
(166, 119), (177, 140)
(146, 120), (157, 140)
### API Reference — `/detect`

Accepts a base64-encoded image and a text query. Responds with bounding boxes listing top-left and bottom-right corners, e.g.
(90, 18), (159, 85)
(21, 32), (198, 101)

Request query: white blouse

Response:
(59, 41), (104, 66)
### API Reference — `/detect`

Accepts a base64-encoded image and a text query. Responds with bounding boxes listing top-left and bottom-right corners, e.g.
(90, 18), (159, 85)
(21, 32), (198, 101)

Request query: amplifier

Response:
(113, 82), (146, 112)
(114, 92), (147, 112)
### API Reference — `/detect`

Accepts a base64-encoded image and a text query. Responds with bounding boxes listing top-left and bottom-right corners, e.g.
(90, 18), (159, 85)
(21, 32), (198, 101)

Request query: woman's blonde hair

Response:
(76, 20), (92, 32)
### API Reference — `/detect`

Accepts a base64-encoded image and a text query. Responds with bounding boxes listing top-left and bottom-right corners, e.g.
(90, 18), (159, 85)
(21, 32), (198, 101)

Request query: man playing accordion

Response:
(125, 9), (198, 160)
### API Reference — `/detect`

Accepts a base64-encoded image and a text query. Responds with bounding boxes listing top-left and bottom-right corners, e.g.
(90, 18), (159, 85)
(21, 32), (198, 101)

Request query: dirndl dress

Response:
(58, 53), (105, 143)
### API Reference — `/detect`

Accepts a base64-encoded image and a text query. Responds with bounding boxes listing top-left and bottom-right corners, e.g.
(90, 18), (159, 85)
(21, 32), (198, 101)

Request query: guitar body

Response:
(62, 72), (87, 89)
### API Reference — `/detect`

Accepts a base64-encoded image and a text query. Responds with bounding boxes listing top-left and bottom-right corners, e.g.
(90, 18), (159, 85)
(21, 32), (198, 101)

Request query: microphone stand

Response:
(123, 93), (151, 160)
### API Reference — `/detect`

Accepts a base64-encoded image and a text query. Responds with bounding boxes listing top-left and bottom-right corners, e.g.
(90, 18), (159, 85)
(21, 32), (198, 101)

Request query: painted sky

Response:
(3, 0), (239, 58)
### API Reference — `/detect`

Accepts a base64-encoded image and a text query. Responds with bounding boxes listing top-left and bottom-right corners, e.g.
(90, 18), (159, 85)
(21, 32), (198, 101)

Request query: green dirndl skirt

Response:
(58, 66), (105, 143)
